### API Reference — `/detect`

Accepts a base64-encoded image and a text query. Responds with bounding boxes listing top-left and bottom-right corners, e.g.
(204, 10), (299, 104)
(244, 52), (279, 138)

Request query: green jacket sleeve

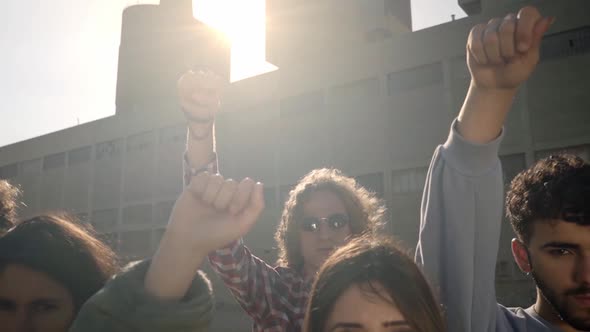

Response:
(69, 260), (214, 332)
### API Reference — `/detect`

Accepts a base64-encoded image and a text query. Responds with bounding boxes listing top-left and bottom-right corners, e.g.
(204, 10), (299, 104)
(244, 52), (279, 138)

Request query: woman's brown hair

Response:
(0, 180), (20, 233)
(304, 235), (445, 332)
(0, 213), (118, 312)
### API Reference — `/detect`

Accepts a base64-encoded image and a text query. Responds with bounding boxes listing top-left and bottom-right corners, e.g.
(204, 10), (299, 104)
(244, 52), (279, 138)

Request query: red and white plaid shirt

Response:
(209, 240), (310, 331)
(184, 153), (310, 331)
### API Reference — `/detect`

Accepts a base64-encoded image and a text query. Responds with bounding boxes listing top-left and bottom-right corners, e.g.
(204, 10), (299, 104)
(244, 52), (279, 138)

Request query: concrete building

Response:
(1, 0), (589, 330)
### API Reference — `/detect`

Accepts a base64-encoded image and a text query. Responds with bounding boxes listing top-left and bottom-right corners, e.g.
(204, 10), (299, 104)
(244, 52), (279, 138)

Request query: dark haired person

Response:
(177, 71), (388, 331)
(0, 212), (216, 332)
(416, 6), (590, 332)
(304, 235), (445, 332)
(0, 214), (118, 332)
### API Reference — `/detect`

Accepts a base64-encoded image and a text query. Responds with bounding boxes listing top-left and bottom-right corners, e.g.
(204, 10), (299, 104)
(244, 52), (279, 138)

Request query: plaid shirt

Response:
(209, 241), (310, 332)
(184, 153), (310, 331)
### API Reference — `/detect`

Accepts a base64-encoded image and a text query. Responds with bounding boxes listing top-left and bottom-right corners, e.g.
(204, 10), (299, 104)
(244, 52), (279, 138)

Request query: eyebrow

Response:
(329, 320), (409, 330)
(540, 242), (581, 250)
(0, 297), (61, 305)
(31, 298), (60, 304)
(383, 320), (410, 327)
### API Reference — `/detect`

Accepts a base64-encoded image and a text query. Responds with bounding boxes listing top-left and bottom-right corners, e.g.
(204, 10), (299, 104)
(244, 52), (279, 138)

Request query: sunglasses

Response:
(298, 214), (350, 232)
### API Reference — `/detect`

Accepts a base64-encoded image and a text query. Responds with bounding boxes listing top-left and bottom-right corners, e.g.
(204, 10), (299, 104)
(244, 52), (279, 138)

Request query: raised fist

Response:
(467, 6), (553, 90)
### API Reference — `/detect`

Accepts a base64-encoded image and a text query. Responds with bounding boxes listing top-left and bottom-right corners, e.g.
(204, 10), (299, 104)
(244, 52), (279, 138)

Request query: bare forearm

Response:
(145, 231), (207, 300)
(457, 82), (518, 144)
(186, 125), (216, 169)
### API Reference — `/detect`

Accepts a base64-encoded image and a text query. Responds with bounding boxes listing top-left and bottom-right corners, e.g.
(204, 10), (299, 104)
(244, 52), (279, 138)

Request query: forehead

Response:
(325, 283), (404, 327)
(301, 190), (348, 218)
(0, 264), (71, 303)
(530, 219), (590, 249)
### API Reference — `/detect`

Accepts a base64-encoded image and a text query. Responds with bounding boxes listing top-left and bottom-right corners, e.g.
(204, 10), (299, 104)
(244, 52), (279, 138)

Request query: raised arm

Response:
(178, 69), (225, 183)
(415, 7), (552, 332)
(458, 7), (552, 142)
(70, 172), (264, 332)
(145, 171), (265, 301)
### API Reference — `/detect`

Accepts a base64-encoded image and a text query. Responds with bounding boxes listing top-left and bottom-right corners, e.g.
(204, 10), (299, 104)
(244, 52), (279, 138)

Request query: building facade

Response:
(1, 0), (589, 330)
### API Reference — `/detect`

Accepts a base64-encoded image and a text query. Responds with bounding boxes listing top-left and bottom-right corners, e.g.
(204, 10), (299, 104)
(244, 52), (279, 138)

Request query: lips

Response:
(572, 294), (590, 307)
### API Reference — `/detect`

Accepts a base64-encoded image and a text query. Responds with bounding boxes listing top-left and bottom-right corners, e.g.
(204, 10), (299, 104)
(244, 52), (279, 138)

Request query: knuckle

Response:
(483, 30), (499, 45)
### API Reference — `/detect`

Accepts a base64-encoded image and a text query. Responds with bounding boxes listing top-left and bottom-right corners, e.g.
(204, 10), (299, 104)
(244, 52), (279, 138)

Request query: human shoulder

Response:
(497, 305), (561, 332)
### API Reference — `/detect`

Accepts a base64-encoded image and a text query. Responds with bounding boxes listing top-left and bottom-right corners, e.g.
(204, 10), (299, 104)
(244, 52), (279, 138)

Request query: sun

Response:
(193, 0), (277, 82)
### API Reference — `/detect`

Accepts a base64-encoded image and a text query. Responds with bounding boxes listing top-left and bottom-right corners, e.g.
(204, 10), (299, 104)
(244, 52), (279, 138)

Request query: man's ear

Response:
(512, 238), (532, 273)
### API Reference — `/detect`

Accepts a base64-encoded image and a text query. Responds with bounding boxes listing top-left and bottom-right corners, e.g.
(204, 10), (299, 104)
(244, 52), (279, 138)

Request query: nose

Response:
(317, 220), (334, 240)
(575, 254), (590, 285)
(3, 309), (33, 332)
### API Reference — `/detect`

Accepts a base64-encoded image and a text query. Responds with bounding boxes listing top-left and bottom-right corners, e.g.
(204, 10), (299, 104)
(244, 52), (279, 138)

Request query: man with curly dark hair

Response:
(176, 70), (388, 331)
(506, 154), (590, 331)
(0, 180), (20, 232)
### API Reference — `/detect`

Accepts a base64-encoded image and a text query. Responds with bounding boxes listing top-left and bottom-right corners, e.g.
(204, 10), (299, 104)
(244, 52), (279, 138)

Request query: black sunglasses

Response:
(298, 214), (350, 232)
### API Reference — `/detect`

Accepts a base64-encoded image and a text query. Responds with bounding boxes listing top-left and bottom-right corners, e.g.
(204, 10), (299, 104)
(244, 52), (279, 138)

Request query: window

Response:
(0, 163), (18, 178)
(280, 91), (324, 117)
(68, 146), (92, 166)
(331, 77), (379, 103)
(96, 139), (123, 160)
(391, 168), (428, 194)
(119, 230), (152, 259)
(122, 204), (153, 225)
(541, 26), (590, 61)
(127, 131), (154, 153)
(159, 125), (186, 145)
(91, 209), (118, 232)
(500, 154), (527, 186)
(43, 152), (65, 171)
(154, 200), (175, 225)
(20, 159), (42, 175)
(535, 144), (590, 162)
(387, 63), (443, 95)
(354, 172), (385, 199)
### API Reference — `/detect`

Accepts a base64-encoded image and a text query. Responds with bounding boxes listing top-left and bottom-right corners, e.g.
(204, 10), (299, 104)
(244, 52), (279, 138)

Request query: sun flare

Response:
(193, 0), (277, 82)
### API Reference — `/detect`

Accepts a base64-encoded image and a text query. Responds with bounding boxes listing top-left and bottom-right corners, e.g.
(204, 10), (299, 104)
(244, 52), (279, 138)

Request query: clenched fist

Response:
(177, 69), (226, 140)
(467, 6), (553, 90)
(167, 172), (265, 254)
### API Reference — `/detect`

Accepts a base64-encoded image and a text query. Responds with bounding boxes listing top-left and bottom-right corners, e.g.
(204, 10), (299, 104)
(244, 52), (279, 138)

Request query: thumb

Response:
(531, 16), (554, 49)
(236, 182), (265, 235)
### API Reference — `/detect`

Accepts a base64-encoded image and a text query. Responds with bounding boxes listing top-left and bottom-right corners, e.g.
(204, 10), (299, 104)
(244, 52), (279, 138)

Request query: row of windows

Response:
(6, 144), (588, 234)
(90, 200), (174, 232)
(541, 26), (590, 61)
(0, 125), (187, 178)
(98, 229), (164, 262)
(6, 50), (587, 180)
(1, 62), (438, 177)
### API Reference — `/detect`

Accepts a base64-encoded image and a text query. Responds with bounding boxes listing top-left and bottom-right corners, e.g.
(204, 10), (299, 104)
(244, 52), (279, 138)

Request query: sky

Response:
(0, 0), (465, 148)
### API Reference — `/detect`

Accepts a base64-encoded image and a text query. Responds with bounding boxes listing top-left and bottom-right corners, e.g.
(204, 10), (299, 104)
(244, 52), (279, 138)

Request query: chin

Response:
(558, 302), (590, 330)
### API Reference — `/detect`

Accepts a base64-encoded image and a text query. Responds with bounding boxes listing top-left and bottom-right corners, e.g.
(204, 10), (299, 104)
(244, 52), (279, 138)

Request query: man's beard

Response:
(532, 270), (590, 331)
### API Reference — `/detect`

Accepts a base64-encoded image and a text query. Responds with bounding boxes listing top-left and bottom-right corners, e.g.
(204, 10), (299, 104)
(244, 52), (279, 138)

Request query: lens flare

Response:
(193, 0), (278, 82)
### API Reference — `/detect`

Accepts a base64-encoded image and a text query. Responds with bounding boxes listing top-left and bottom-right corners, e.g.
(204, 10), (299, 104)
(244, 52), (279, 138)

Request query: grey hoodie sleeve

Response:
(69, 260), (214, 332)
(415, 119), (504, 332)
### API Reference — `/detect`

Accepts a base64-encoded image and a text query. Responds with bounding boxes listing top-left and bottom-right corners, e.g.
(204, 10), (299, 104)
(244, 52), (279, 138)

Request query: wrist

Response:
(469, 81), (519, 98)
(159, 229), (208, 266)
(187, 122), (214, 141)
